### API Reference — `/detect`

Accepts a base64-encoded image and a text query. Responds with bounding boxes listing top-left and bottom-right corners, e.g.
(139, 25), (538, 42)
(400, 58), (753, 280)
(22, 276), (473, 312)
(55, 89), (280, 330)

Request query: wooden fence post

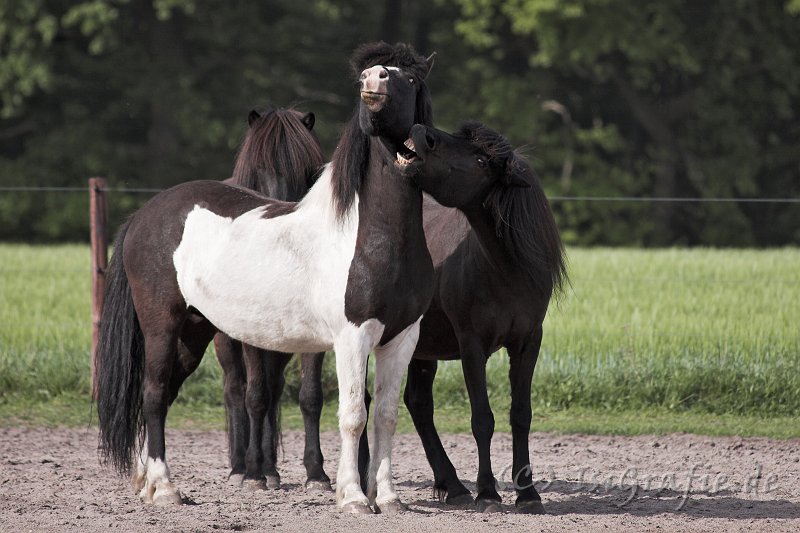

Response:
(89, 177), (108, 399)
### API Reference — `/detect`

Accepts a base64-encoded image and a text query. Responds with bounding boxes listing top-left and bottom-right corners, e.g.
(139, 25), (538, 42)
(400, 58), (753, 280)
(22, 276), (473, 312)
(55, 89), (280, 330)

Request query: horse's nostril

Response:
(379, 69), (388, 79)
(360, 72), (367, 80)
(425, 131), (436, 149)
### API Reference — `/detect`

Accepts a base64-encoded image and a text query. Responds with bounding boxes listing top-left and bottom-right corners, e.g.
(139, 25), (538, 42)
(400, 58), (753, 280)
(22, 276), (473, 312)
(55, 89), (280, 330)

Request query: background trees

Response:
(1, 0), (798, 245)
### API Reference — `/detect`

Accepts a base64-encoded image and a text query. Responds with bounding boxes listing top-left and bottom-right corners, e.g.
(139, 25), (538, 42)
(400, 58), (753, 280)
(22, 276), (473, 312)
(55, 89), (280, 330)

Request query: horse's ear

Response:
(503, 161), (531, 188)
(248, 109), (261, 126)
(423, 52), (436, 80)
(301, 112), (315, 131)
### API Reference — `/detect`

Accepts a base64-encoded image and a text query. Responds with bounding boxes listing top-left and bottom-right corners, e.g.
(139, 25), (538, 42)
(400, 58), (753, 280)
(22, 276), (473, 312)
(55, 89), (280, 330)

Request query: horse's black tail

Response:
(96, 219), (144, 475)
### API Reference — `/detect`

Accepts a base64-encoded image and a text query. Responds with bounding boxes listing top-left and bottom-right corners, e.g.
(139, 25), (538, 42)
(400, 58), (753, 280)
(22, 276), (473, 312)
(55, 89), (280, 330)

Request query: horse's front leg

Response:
(368, 316), (423, 514)
(507, 327), (545, 514)
(241, 343), (268, 490)
(333, 320), (384, 514)
(262, 350), (293, 489)
(298, 351), (332, 492)
(404, 358), (473, 505)
(214, 333), (248, 485)
(459, 334), (502, 513)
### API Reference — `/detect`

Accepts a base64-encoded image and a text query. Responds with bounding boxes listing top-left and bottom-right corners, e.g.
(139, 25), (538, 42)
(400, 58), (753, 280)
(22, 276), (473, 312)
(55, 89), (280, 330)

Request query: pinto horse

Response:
(399, 122), (568, 514)
(96, 42), (436, 514)
(212, 106), (333, 491)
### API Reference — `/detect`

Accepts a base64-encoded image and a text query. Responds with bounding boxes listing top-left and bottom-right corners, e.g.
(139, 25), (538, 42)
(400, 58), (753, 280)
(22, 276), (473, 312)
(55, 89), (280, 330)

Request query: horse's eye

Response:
(476, 157), (487, 168)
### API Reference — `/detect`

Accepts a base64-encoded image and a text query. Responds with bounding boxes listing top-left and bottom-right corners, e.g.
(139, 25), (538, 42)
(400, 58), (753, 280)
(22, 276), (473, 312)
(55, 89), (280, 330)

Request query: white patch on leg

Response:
(368, 316), (423, 506)
(131, 438), (148, 492)
(139, 458), (182, 505)
(333, 319), (385, 508)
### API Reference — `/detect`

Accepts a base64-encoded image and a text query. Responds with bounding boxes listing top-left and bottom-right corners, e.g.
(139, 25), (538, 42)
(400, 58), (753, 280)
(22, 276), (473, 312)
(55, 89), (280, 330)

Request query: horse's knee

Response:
(299, 384), (323, 416)
(373, 403), (397, 435)
(339, 403), (367, 438)
(471, 409), (495, 438)
(245, 385), (267, 416)
(403, 383), (432, 415)
(509, 403), (532, 433)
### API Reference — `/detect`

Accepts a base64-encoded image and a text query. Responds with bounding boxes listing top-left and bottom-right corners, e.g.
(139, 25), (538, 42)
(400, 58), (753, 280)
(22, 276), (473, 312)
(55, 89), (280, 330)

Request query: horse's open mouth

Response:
(396, 137), (419, 167)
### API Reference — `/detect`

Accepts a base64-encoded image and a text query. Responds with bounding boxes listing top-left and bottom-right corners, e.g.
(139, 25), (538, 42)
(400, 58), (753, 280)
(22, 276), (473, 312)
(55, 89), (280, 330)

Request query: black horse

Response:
(401, 122), (568, 514)
(212, 106), (332, 492)
(96, 42), (437, 514)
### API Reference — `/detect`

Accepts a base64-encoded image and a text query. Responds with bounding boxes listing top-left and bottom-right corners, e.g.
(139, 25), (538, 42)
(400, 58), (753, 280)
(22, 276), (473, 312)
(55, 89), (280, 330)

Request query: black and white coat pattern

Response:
(96, 44), (437, 515)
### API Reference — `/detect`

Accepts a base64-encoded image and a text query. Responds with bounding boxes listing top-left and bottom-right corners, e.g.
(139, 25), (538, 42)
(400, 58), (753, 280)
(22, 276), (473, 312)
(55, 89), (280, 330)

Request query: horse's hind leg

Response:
(460, 334), (502, 513)
(262, 350), (292, 489)
(298, 352), (332, 492)
(138, 325), (184, 505)
(171, 314), (217, 405)
(214, 333), (248, 484)
(404, 358), (472, 505)
(507, 327), (545, 514)
(135, 310), (213, 505)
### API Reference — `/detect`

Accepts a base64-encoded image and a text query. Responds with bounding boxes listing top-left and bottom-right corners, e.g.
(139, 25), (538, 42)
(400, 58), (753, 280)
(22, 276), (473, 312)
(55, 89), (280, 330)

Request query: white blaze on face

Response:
(172, 165), (360, 353)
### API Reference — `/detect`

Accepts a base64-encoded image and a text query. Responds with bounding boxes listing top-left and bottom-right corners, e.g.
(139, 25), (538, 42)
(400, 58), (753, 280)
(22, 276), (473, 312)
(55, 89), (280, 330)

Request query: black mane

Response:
(461, 122), (568, 297)
(330, 42), (434, 219)
(230, 107), (325, 202)
(350, 41), (432, 81)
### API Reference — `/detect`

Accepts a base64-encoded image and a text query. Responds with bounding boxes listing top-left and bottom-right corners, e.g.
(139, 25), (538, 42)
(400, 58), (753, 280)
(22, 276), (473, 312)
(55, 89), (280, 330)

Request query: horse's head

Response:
(400, 122), (531, 209)
(232, 106), (324, 201)
(351, 42), (434, 157)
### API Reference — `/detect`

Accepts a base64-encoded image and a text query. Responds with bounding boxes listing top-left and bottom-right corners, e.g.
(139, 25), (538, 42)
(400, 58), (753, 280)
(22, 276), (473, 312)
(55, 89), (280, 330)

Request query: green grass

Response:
(1, 244), (799, 437)
(2, 394), (799, 440)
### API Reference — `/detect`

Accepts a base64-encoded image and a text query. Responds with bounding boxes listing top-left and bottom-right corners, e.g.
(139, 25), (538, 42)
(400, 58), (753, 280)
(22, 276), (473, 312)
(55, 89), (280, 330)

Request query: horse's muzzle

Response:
(361, 91), (388, 111)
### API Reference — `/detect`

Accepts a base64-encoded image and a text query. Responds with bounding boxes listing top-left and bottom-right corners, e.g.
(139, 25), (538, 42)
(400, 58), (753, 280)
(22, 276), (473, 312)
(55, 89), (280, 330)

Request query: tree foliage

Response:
(0, 0), (798, 245)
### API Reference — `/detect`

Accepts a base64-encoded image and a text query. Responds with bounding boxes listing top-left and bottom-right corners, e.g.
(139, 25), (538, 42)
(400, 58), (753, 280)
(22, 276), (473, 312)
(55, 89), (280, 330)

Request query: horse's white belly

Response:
(173, 202), (357, 353)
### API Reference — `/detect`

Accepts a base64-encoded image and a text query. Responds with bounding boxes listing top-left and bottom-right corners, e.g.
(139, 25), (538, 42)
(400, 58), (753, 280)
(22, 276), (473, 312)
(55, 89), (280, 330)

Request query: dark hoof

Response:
(242, 478), (266, 491)
(476, 499), (503, 513)
(516, 499), (545, 514)
(305, 480), (333, 493)
(265, 475), (281, 490)
(374, 500), (407, 514)
(341, 502), (374, 515)
(446, 493), (475, 506)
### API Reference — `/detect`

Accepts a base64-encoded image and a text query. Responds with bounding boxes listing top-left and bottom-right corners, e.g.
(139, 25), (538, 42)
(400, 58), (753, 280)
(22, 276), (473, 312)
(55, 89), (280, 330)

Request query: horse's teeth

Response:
(404, 138), (416, 152)
(396, 152), (409, 165)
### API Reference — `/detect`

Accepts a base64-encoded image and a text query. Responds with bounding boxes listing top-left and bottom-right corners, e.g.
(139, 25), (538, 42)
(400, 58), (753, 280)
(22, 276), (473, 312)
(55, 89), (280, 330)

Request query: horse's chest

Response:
(344, 230), (434, 343)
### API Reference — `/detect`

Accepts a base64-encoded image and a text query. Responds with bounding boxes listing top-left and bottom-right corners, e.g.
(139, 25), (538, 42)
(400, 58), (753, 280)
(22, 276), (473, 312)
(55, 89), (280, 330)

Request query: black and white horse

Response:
(96, 42), (436, 514)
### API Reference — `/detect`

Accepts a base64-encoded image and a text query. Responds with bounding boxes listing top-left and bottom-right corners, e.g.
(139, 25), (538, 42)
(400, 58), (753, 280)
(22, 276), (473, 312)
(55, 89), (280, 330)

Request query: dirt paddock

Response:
(1, 427), (798, 532)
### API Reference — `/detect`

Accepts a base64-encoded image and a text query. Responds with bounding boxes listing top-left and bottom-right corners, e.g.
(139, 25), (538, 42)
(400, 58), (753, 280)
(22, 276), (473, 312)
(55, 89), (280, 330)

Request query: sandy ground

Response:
(1, 427), (799, 532)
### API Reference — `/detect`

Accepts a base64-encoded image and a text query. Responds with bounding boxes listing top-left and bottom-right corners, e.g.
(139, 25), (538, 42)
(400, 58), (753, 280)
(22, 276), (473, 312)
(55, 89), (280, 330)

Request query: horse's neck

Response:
(461, 202), (519, 275)
(344, 139), (433, 339)
(359, 140), (425, 238)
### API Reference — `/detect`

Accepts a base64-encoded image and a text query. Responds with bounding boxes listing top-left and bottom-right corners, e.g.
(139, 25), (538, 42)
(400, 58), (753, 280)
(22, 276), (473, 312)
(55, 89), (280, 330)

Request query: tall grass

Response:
(0, 245), (798, 418)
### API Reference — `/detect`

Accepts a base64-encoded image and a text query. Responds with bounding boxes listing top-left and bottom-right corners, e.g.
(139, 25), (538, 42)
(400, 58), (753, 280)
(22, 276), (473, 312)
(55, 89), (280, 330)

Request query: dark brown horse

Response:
(210, 106), (333, 492)
(96, 42), (437, 514)
(400, 122), (568, 514)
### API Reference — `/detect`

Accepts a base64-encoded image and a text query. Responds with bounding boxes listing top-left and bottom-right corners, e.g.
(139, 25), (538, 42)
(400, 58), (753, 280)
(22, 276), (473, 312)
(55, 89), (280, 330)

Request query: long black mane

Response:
(463, 122), (568, 297)
(330, 42), (434, 218)
(230, 107), (325, 201)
